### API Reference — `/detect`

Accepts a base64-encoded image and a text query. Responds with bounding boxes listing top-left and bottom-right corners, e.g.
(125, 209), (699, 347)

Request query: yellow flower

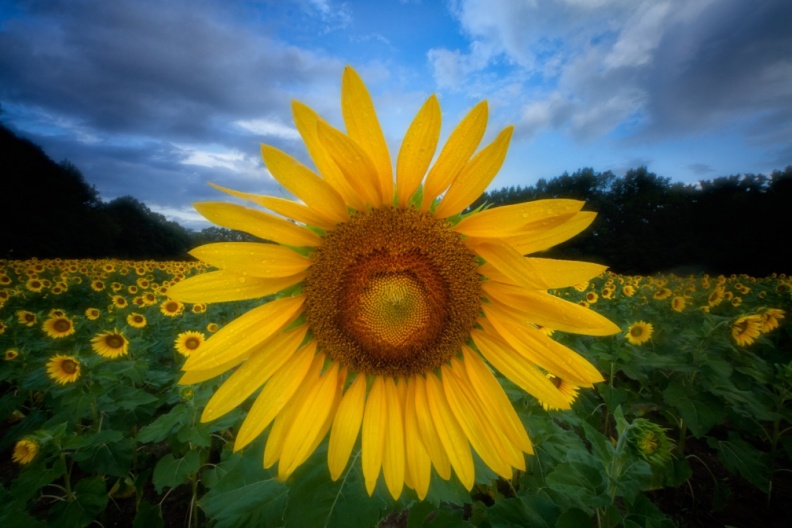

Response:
(174, 331), (206, 357)
(160, 299), (184, 317)
(542, 375), (580, 411)
(42, 316), (76, 339)
(671, 296), (686, 312)
(759, 308), (785, 333)
(731, 315), (763, 346)
(206, 322), (220, 333)
(12, 438), (39, 464)
(622, 284), (635, 297)
(111, 295), (128, 309)
(16, 310), (37, 327)
(46, 354), (81, 384)
(85, 307), (101, 320)
(5, 349), (20, 361)
(167, 66), (618, 500)
(626, 321), (653, 345)
(127, 312), (147, 328)
(91, 330), (129, 358)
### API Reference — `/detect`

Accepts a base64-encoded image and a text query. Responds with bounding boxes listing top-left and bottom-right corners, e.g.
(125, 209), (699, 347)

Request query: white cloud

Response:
(235, 119), (301, 140)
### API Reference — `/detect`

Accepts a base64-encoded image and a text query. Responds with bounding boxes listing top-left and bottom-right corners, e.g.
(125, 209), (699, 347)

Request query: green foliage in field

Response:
(1, 259), (790, 527)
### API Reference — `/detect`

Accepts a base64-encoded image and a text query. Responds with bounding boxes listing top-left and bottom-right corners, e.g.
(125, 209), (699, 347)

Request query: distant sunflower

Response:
(626, 321), (653, 345)
(174, 331), (205, 357)
(127, 312), (147, 328)
(622, 285), (636, 297)
(91, 280), (106, 292)
(731, 315), (763, 346)
(5, 349), (20, 361)
(85, 307), (101, 320)
(12, 438), (39, 465)
(759, 308), (785, 333)
(91, 330), (129, 358)
(16, 310), (37, 327)
(708, 287), (725, 307)
(542, 375), (580, 411)
(160, 299), (184, 317)
(167, 66), (618, 500)
(111, 295), (128, 309)
(26, 279), (44, 292)
(206, 322), (220, 333)
(671, 296), (686, 312)
(42, 316), (76, 339)
(47, 354), (81, 384)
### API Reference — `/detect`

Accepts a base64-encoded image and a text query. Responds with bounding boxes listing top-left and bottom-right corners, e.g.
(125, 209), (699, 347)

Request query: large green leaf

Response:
(152, 451), (201, 493)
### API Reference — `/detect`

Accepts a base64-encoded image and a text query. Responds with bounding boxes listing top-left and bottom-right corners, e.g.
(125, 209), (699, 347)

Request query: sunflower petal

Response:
(260, 145), (348, 223)
(189, 242), (311, 279)
(396, 95), (441, 207)
(434, 126), (513, 218)
(382, 378), (405, 499)
(412, 375), (451, 480)
(422, 101), (488, 209)
(342, 66), (394, 204)
(167, 270), (304, 304)
(362, 376), (386, 495)
(453, 199), (584, 238)
(200, 326), (308, 422)
(404, 378), (432, 499)
(183, 295), (304, 371)
(506, 211), (597, 255)
(317, 121), (382, 207)
(194, 202), (320, 247)
(234, 342), (318, 452)
(424, 372), (474, 490)
(328, 374), (367, 480)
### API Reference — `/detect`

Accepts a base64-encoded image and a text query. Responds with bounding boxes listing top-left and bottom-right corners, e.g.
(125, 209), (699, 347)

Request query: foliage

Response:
(1, 258), (790, 527)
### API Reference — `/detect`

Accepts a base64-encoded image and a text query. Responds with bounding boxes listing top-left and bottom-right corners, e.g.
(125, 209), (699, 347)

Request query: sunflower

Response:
(670, 296), (686, 312)
(622, 284), (636, 297)
(42, 315), (76, 339)
(759, 308), (785, 333)
(91, 280), (106, 292)
(174, 331), (206, 357)
(625, 321), (653, 345)
(206, 322), (220, 333)
(5, 349), (20, 361)
(12, 438), (39, 465)
(16, 310), (37, 327)
(91, 330), (129, 358)
(167, 66), (618, 500)
(46, 354), (81, 384)
(111, 295), (129, 309)
(731, 315), (763, 346)
(127, 312), (148, 328)
(85, 307), (101, 320)
(160, 299), (184, 317)
(542, 375), (580, 411)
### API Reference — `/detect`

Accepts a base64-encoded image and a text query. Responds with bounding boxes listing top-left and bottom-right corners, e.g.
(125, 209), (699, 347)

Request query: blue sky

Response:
(2, 0), (790, 229)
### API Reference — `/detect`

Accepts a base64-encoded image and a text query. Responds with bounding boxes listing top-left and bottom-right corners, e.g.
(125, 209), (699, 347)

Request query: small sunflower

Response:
(127, 312), (148, 328)
(85, 307), (101, 320)
(626, 321), (653, 345)
(174, 331), (206, 357)
(542, 375), (580, 411)
(167, 66), (618, 500)
(160, 299), (184, 317)
(622, 284), (636, 297)
(206, 322), (220, 333)
(731, 315), (763, 346)
(91, 280), (106, 292)
(47, 354), (81, 384)
(670, 296), (686, 312)
(42, 316), (76, 339)
(111, 295), (128, 309)
(25, 279), (44, 292)
(16, 310), (37, 327)
(5, 349), (20, 361)
(12, 438), (39, 465)
(759, 308), (785, 333)
(91, 330), (129, 358)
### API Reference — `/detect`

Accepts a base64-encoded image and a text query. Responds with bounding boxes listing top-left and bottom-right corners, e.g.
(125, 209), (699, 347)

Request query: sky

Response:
(1, 0), (791, 230)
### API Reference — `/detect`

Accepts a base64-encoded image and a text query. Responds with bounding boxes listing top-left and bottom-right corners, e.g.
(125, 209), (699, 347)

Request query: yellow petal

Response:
(317, 120), (382, 207)
(194, 202), (320, 247)
(482, 301), (605, 385)
(234, 342), (318, 451)
(461, 346), (533, 454)
(506, 211), (597, 255)
(189, 242), (311, 279)
(179, 353), (253, 385)
(422, 101), (488, 209)
(342, 66), (394, 204)
(412, 375), (451, 480)
(260, 145), (348, 223)
(167, 269), (304, 304)
(200, 326), (308, 422)
(403, 378), (432, 500)
(328, 374), (367, 480)
(361, 376), (386, 496)
(453, 199), (584, 238)
(183, 295), (304, 371)
(279, 362), (341, 479)
(207, 182), (337, 230)
(472, 328), (571, 410)
(524, 257), (608, 290)
(396, 95), (441, 207)
(381, 378), (405, 500)
(292, 101), (365, 210)
(483, 283), (620, 336)
(434, 126), (513, 219)
(424, 372), (474, 490)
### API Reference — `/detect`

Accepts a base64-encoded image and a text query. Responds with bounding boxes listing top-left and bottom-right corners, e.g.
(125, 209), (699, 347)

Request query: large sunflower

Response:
(167, 66), (619, 500)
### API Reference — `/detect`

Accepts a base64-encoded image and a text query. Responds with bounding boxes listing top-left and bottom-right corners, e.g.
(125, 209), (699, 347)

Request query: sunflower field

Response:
(0, 257), (789, 527)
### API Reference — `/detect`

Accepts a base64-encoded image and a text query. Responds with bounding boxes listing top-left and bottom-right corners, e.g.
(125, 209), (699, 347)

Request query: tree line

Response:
(3, 122), (790, 275)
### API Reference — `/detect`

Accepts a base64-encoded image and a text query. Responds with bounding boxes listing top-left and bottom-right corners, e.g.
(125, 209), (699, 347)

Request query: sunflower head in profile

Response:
(167, 66), (619, 500)
(91, 330), (129, 359)
(625, 321), (653, 345)
(46, 354), (81, 384)
(731, 314), (763, 346)
(12, 438), (39, 465)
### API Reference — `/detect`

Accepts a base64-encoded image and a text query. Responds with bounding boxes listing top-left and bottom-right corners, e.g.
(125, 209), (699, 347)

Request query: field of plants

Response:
(1, 258), (790, 527)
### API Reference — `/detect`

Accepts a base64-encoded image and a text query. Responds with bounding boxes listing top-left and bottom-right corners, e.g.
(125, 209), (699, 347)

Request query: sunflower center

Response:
(54, 319), (71, 332)
(630, 326), (644, 337)
(185, 337), (201, 350)
(61, 359), (78, 374)
(106, 335), (125, 349)
(304, 207), (481, 377)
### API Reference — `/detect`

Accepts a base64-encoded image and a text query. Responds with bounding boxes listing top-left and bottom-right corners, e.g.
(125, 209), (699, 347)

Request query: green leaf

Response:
(486, 495), (559, 528)
(200, 478), (288, 528)
(545, 461), (609, 514)
(406, 500), (468, 528)
(136, 404), (191, 443)
(707, 432), (771, 493)
(662, 379), (725, 438)
(133, 501), (165, 528)
(48, 477), (108, 528)
(152, 451), (201, 493)
(73, 436), (135, 478)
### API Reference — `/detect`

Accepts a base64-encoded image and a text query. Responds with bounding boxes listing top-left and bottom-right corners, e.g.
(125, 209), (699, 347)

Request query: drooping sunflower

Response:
(12, 438), (39, 465)
(42, 315), (76, 339)
(46, 354), (81, 384)
(167, 66), (618, 500)
(175, 331), (206, 357)
(625, 321), (653, 345)
(731, 314), (763, 346)
(91, 330), (129, 358)
(759, 308), (785, 333)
